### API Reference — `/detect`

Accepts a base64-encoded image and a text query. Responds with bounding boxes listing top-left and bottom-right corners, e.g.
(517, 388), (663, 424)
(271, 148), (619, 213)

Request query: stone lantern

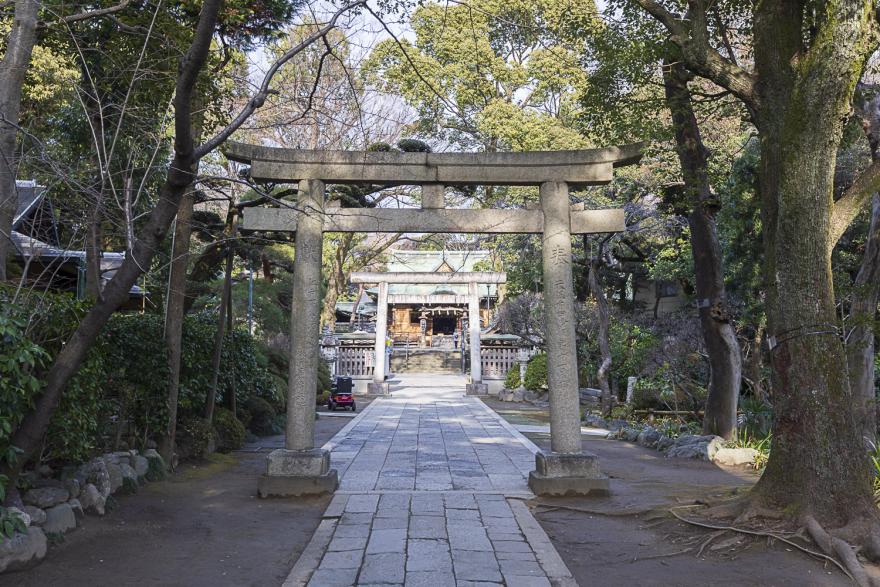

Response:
(516, 346), (531, 390)
(320, 334), (339, 377)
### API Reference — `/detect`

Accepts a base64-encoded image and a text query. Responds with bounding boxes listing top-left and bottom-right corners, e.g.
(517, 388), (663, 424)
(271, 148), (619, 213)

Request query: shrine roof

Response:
(382, 250), (497, 297)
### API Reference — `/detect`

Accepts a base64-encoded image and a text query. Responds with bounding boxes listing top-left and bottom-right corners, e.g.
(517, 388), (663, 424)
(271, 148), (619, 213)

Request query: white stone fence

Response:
(321, 333), (534, 395)
(480, 346), (520, 378)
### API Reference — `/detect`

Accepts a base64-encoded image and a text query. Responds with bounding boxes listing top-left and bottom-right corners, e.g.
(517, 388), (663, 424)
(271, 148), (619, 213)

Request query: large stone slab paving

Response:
(285, 375), (576, 587)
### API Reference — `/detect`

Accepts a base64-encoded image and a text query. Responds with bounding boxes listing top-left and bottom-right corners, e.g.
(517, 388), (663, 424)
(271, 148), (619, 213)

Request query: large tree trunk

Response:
(158, 89), (207, 465)
(633, 0), (880, 560)
(663, 60), (742, 439)
(158, 190), (195, 466)
(748, 2), (879, 533)
(0, 0), (40, 281)
(1, 0), (223, 494)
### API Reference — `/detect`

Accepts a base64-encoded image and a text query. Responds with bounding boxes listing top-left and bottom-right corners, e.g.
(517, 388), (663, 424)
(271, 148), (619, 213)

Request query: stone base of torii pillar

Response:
(528, 452), (609, 497)
(258, 449), (338, 498)
(465, 383), (488, 395)
(367, 382), (390, 395)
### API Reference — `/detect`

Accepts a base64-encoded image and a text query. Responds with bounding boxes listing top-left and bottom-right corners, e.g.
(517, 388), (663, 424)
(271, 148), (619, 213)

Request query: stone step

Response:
(391, 351), (463, 374)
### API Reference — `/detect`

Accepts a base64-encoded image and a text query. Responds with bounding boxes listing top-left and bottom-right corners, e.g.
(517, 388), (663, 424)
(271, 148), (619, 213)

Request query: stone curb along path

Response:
(283, 375), (578, 587)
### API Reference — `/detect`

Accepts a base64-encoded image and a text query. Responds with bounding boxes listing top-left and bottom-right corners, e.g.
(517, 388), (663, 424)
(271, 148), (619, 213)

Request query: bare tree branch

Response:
(194, 0), (367, 159)
(830, 158), (880, 246)
(60, 0), (131, 24)
(631, 0), (759, 112)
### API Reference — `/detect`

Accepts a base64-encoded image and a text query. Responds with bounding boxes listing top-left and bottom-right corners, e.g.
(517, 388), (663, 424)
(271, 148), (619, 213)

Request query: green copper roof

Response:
(383, 250), (498, 297)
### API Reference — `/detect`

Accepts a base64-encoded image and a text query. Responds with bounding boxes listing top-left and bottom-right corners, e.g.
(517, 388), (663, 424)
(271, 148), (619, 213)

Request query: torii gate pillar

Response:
(527, 182), (609, 496)
(258, 179), (338, 497)
(368, 281), (389, 395)
(465, 281), (487, 395)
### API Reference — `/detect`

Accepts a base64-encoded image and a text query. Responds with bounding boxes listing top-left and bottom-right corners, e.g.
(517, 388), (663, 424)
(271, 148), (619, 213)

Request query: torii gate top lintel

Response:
(227, 142), (643, 235)
(224, 140), (644, 187)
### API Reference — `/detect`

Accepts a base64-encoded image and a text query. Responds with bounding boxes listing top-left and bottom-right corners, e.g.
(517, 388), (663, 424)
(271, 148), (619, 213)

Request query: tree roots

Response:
(525, 493), (880, 584)
(669, 498), (880, 587)
(803, 515), (872, 587)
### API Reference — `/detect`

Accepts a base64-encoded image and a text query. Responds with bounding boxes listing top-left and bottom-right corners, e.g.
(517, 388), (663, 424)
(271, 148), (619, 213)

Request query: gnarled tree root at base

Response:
(803, 515), (872, 587)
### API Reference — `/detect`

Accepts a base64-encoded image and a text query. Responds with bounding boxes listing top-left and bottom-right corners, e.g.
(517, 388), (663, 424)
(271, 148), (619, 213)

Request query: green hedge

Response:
(0, 289), (278, 473)
(103, 312), (278, 440)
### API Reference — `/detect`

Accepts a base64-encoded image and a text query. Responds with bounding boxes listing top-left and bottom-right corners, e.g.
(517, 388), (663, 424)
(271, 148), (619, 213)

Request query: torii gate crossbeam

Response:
(228, 142), (643, 499)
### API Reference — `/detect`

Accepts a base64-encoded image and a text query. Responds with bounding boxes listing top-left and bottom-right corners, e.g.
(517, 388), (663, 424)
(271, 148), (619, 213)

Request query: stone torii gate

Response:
(225, 141), (642, 498)
(350, 271), (508, 395)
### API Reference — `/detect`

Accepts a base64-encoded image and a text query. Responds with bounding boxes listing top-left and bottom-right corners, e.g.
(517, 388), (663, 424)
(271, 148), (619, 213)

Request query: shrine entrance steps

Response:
(390, 349), (462, 374)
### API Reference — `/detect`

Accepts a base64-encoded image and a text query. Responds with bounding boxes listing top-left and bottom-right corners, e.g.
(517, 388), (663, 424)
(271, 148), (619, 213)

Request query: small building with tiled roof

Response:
(336, 249), (500, 348)
(10, 180), (144, 304)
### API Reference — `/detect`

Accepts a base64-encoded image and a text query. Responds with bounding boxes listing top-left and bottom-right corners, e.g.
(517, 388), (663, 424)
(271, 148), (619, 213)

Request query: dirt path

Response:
(486, 401), (849, 587)
(0, 410), (360, 587)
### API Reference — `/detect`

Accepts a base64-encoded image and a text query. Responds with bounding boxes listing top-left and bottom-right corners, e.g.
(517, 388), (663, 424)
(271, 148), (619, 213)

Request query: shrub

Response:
(0, 507), (28, 539)
(737, 396), (773, 437)
(213, 408), (246, 452)
(317, 360), (331, 395)
(146, 454), (167, 482)
(0, 313), (48, 486)
(397, 138), (431, 152)
(244, 396), (277, 436)
(652, 417), (700, 439)
(176, 418), (216, 459)
(504, 366), (521, 389)
(0, 291), (109, 469)
(0, 289), (278, 473)
(120, 476), (139, 494)
(631, 377), (666, 410)
(524, 353), (548, 392)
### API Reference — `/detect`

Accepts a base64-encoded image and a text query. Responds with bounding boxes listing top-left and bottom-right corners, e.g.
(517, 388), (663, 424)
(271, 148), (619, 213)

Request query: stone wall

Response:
(1, 448), (165, 574)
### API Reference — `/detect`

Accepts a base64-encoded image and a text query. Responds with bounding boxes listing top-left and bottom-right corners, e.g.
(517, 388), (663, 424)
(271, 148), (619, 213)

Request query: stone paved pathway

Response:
(286, 375), (576, 587)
